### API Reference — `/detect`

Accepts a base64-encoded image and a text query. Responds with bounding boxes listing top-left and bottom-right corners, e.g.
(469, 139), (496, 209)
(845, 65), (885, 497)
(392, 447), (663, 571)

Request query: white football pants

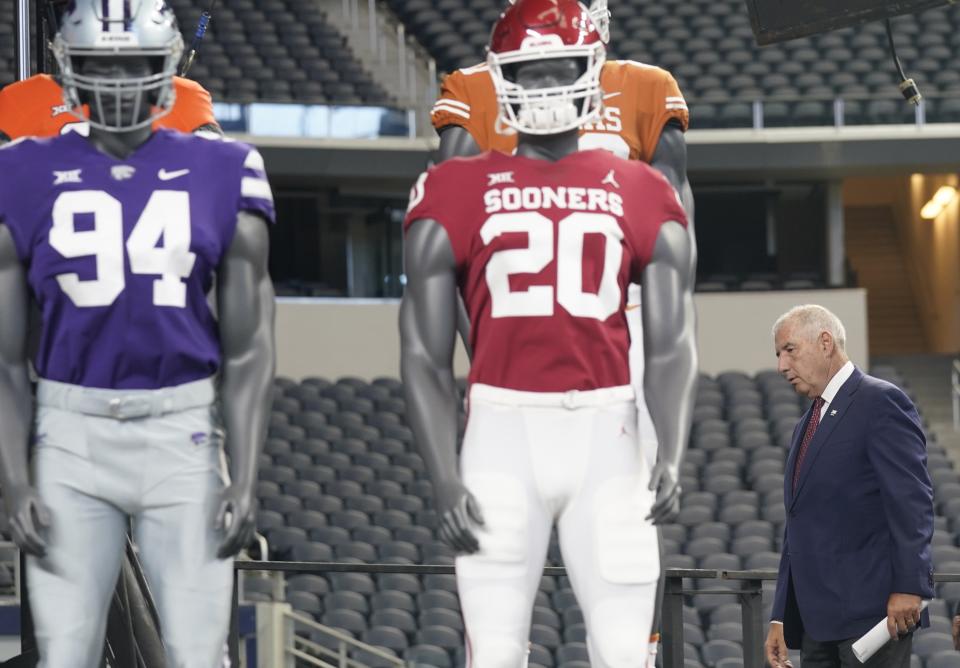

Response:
(27, 378), (233, 668)
(457, 384), (660, 668)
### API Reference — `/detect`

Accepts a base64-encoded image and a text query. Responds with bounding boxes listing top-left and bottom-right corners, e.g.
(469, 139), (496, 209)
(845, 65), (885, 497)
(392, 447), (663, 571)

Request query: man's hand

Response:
(952, 614), (960, 650)
(434, 480), (484, 555)
(765, 623), (792, 668)
(6, 484), (51, 557)
(216, 484), (256, 559)
(647, 462), (681, 524)
(886, 593), (922, 640)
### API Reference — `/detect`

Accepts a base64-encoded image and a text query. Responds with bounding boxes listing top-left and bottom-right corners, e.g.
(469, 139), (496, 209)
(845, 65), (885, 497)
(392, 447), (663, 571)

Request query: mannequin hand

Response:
(647, 462), (681, 524)
(6, 484), (51, 557)
(435, 480), (484, 555)
(216, 484), (256, 559)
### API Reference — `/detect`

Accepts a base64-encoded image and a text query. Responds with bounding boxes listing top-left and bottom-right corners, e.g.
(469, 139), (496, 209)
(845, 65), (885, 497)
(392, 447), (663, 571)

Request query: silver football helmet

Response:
(52, 0), (184, 132)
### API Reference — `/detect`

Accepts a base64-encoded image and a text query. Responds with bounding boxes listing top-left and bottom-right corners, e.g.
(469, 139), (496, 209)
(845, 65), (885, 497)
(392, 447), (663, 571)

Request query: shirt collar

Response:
(821, 360), (855, 406)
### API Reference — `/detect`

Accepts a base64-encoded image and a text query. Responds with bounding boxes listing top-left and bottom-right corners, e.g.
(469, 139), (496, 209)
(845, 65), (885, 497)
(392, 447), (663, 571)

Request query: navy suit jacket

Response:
(771, 367), (934, 647)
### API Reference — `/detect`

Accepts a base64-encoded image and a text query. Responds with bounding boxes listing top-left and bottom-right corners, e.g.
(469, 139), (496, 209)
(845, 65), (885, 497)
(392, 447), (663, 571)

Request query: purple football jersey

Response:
(0, 129), (275, 390)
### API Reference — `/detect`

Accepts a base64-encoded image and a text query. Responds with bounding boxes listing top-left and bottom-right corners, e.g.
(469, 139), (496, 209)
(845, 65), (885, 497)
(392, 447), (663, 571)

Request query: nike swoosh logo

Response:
(603, 91), (622, 100)
(158, 168), (190, 181)
(625, 304), (641, 311)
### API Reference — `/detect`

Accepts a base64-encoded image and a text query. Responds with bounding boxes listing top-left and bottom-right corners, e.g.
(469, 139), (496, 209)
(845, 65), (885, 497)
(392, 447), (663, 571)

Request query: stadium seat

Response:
(914, 633), (956, 658)
(416, 625), (462, 651)
(701, 639), (743, 666)
(926, 651), (960, 668)
(556, 643), (590, 663)
(405, 644), (453, 668)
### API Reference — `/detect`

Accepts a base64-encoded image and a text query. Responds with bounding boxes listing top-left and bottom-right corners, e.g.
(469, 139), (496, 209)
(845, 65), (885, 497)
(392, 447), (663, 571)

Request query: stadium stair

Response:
(845, 206), (927, 355)
(313, 0), (436, 131)
(875, 354), (960, 465)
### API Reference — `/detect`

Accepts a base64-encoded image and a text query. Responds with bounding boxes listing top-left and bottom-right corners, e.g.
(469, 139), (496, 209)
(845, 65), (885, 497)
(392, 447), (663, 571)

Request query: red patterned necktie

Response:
(792, 396), (825, 493)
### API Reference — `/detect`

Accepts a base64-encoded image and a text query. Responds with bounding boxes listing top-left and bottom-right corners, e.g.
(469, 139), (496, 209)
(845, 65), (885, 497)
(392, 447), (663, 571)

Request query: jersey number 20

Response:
(49, 190), (197, 308)
(480, 211), (623, 320)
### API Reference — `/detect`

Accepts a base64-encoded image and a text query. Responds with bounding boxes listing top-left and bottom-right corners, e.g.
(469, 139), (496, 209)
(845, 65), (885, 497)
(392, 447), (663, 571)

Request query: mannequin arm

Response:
(642, 221), (697, 523)
(0, 225), (49, 555)
(437, 125), (481, 162)
(399, 218), (482, 552)
(435, 125), (481, 355)
(214, 211), (276, 558)
(651, 125), (697, 281)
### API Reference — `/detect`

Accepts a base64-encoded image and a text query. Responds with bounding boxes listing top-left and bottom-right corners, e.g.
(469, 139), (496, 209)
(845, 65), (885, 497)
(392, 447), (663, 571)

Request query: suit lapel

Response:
(789, 367), (863, 508)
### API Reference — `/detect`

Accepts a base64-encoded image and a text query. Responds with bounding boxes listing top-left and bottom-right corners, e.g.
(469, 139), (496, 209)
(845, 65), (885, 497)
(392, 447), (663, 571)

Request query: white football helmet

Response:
(507, 0), (610, 43)
(52, 0), (184, 132)
(489, 0), (605, 136)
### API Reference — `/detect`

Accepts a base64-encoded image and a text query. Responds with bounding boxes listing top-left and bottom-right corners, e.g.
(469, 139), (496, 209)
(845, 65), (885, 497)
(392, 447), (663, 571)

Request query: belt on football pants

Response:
(36, 377), (217, 420)
(470, 383), (634, 409)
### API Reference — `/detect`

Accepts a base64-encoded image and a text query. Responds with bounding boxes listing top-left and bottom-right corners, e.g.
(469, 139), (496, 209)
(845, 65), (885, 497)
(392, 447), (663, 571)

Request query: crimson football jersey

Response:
(404, 150), (687, 393)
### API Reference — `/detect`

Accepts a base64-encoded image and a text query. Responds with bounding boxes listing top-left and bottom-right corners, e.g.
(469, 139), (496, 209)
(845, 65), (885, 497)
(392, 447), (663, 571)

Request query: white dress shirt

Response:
(817, 360), (855, 421)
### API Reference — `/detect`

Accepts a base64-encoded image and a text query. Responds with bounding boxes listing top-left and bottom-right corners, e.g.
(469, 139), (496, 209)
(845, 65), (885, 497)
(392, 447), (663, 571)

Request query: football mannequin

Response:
(433, 1), (692, 661)
(0, 2), (275, 667)
(400, 0), (696, 665)
(0, 5), (222, 664)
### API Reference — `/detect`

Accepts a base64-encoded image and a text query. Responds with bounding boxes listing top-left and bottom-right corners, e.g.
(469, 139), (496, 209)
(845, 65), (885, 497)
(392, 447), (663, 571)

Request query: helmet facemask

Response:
(51, 0), (183, 132)
(589, 0), (611, 44)
(488, 36), (605, 136)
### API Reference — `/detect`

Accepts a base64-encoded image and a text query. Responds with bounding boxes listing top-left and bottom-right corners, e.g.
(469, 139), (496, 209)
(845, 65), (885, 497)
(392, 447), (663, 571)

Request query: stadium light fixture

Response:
(920, 185), (957, 220)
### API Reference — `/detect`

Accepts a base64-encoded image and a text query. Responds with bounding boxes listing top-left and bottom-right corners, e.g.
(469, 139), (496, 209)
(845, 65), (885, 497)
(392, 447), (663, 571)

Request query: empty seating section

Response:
(167, 0), (392, 105)
(6, 2), (959, 124)
(250, 367), (959, 667)
(0, 2), (391, 106)
(390, 0), (960, 127)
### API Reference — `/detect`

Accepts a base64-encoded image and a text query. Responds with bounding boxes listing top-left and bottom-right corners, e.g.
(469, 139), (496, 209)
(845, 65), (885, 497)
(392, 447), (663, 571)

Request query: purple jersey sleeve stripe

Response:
(238, 196), (276, 225)
(238, 148), (275, 223)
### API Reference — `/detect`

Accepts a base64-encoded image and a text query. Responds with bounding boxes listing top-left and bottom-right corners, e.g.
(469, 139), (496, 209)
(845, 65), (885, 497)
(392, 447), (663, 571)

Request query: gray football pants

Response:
(27, 378), (233, 668)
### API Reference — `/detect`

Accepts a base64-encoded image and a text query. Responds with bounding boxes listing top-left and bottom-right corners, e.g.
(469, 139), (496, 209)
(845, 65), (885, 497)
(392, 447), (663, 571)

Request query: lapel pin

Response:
(830, 409), (837, 416)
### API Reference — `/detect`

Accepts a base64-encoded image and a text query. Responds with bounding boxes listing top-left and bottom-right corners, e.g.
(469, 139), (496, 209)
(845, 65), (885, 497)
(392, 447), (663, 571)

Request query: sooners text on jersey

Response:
(431, 60), (689, 163)
(0, 129), (275, 390)
(404, 150), (687, 393)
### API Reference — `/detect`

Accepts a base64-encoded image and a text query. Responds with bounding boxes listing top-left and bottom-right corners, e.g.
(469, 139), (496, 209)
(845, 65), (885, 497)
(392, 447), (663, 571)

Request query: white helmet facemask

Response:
(589, 0), (611, 44)
(488, 35), (605, 136)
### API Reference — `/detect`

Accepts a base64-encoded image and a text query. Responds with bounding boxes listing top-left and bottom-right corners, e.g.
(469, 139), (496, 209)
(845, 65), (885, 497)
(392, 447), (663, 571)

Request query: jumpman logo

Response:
(602, 169), (620, 189)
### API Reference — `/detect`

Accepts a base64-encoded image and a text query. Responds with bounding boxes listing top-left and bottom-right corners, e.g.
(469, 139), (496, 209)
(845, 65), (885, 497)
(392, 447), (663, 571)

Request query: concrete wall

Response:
(845, 176), (960, 354)
(275, 290), (869, 380)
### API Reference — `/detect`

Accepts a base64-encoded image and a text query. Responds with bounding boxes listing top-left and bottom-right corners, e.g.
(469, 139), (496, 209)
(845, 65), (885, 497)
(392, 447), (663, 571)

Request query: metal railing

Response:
(284, 608), (405, 667)
(0, 542), (21, 603)
(952, 358), (960, 431)
(230, 561), (960, 668)
(690, 91), (943, 131)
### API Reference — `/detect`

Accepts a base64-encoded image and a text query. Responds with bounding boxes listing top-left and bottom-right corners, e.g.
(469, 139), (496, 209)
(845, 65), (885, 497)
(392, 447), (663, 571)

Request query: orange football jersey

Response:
(0, 74), (218, 139)
(431, 60), (689, 163)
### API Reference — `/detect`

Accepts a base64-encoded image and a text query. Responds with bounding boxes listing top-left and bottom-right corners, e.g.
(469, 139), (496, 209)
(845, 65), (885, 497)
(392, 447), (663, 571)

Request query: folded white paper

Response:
(852, 600), (929, 663)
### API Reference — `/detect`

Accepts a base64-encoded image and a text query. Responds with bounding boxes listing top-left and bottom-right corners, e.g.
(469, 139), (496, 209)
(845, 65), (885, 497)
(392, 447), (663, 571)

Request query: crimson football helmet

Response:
(488, 0), (605, 135)
(508, 0), (610, 43)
